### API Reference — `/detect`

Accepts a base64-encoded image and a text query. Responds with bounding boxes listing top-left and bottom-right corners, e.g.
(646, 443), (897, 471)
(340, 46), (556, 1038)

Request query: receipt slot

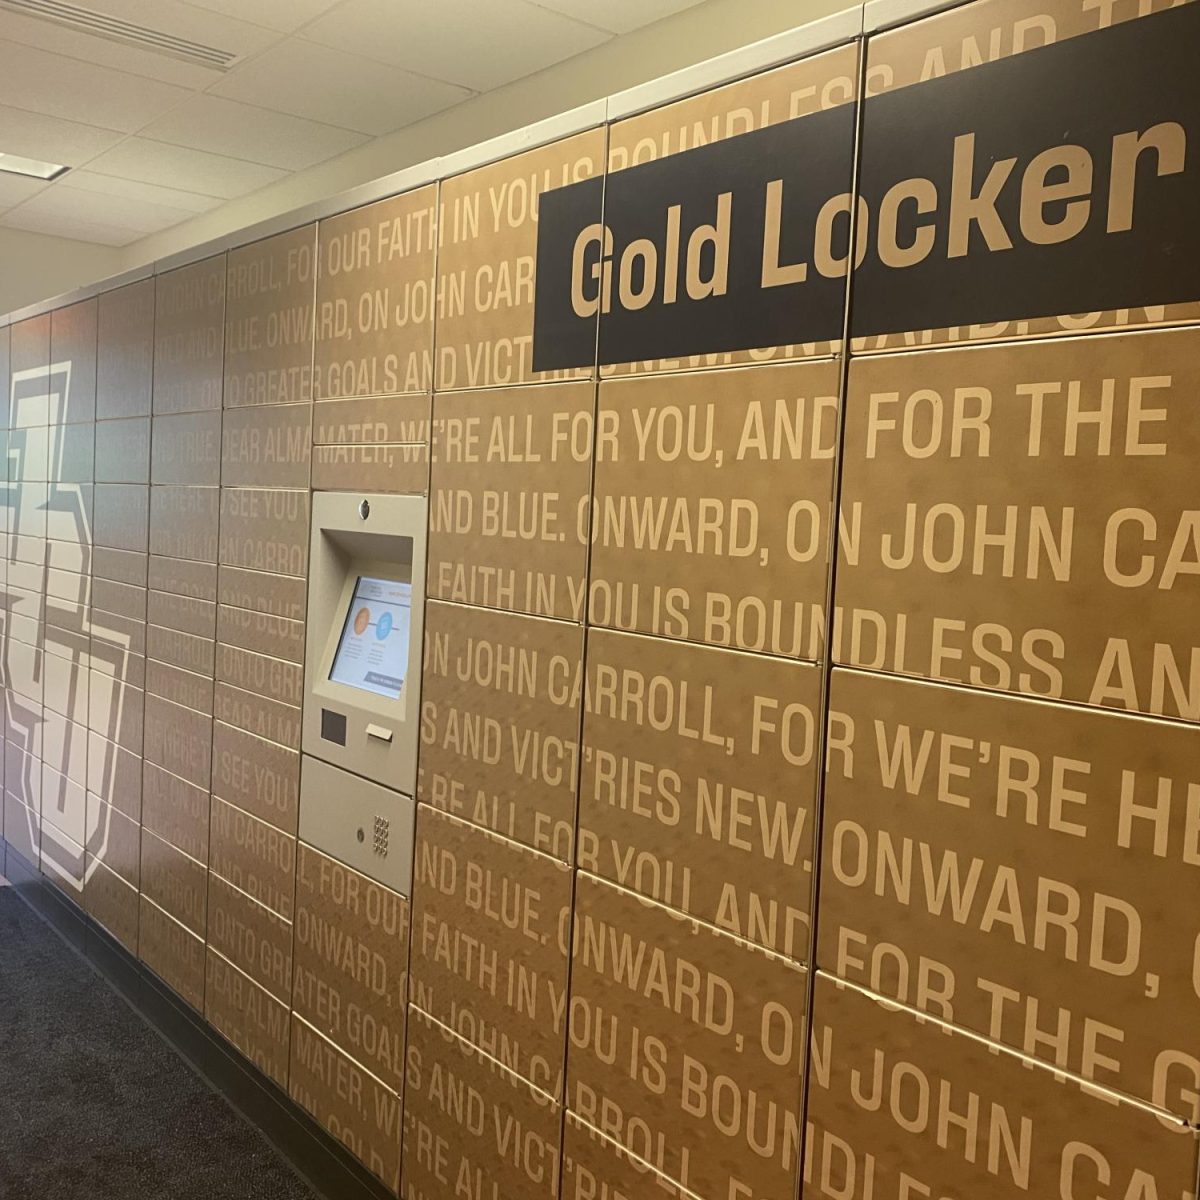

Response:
(300, 491), (426, 891)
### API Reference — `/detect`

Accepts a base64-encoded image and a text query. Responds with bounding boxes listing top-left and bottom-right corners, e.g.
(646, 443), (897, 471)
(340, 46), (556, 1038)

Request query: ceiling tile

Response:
(211, 39), (472, 136)
(529, 0), (707, 35)
(1, 207), (144, 247)
(81, 138), (287, 199)
(0, 40), (191, 133)
(64, 171), (221, 214)
(302, 0), (610, 90)
(8, 183), (203, 236)
(141, 94), (366, 171)
(177, 0), (345, 33)
(0, 106), (124, 167)
(0, 0), (283, 88)
(0, 174), (49, 209)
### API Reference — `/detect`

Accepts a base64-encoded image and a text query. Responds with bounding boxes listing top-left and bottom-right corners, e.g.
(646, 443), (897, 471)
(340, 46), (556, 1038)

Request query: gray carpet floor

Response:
(0, 886), (317, 1199)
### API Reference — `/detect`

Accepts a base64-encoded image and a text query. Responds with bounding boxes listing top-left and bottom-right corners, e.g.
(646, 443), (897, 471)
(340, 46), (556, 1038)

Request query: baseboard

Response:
(0, 835), (396, 1200)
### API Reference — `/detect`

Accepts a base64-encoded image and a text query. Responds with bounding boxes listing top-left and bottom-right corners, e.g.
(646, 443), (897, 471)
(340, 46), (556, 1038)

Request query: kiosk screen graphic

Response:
(329, 576), (413, 699)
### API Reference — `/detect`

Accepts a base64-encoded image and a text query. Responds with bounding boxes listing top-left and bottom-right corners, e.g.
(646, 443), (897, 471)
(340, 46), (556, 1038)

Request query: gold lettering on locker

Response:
(97, 280), (153, 420)
(429, 382), (592, 619)
(146, 626), (214, 677)
(143, 694), (211, 786)
(154, 256), (225, 415)
(224, 226), (316, 407)
(419, 601), (582, 857)
(218, 489), (310, 578)
(150, 391), (221, 591)
(151, 410), (221, 486)
(803, 975), (1199, 1200)
(435, 130), (604, 390)
(288, 1016), (402, 1190)
(590, 361), (837, 654)
(211, 722), (298, 835)
(139, 895), (205, 1011)
(148, 557), (217, 602)
(142, 760), (209, 863)
(221, 404), (312, 489)
(140, 829), (207, 937)
(561, 1113), (696, 1200)
(315, 185), (437, 399)
(836, 328), (1200, 721)
(205, 949), (290, 1090)
(603, 43), (858, 376)
(91, 545), (147, 588)
(88, 670), (144, 754)
(93, 484), (149, 556)
(217, 565), (305, 621)
(566, 873), (807, 1200)
(580, 630), (819, 958)
(144, 662), (213, 718)
(216, 645), (302, 709)
(311, 442), (429, 498)
(148, 590), (216, 641)
(92, 578), (143, 624)
(820, 667), (1200, 1120)
(292, 845), (409, 1092)
(146, 253), (222, 945)
(401, 1009), (561, 1198)
(207, 872), (293, 1004)
(313, 394), (430, 445)
(216, 605), (303, 662)
(209, 795), (296, 921)
(214, 681), (300, 750)
(311, 394), (430, 494)
(410, 806), (571, 1096)
(148, 533), (211, 601)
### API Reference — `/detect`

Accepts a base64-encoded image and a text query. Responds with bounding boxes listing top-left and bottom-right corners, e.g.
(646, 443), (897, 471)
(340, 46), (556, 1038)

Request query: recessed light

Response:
(0, 153), (68, 181)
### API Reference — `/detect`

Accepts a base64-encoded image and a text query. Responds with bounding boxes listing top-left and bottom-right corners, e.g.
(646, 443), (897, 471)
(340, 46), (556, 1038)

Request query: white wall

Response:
(0, 226), (125, 316)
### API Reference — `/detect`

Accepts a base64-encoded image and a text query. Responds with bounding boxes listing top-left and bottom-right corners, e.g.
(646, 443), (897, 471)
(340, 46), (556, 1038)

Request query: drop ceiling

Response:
(0, 0), (706, 247)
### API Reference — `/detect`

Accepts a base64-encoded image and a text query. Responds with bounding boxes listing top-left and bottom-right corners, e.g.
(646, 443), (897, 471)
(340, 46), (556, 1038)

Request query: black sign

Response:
(852, 2), (1200, 337)
(532, 3), (1200, 370)
(533, 106), (856, 370)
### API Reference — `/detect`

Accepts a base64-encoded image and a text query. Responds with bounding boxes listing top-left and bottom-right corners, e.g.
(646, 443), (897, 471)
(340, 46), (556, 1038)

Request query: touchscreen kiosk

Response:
(300, 492), (426, 891)
(329, 576), (413, 699)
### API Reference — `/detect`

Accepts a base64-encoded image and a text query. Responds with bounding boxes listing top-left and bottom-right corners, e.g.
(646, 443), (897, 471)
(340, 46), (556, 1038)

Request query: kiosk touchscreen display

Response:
(329, 576), (413, 700)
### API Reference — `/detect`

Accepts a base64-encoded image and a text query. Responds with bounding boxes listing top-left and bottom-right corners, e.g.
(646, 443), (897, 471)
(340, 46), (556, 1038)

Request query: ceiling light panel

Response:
(0, 152), (67, 179)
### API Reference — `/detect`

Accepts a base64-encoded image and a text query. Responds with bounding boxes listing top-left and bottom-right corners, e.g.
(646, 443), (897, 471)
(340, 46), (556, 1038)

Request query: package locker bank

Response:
(1, 0), (1199, 1198)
